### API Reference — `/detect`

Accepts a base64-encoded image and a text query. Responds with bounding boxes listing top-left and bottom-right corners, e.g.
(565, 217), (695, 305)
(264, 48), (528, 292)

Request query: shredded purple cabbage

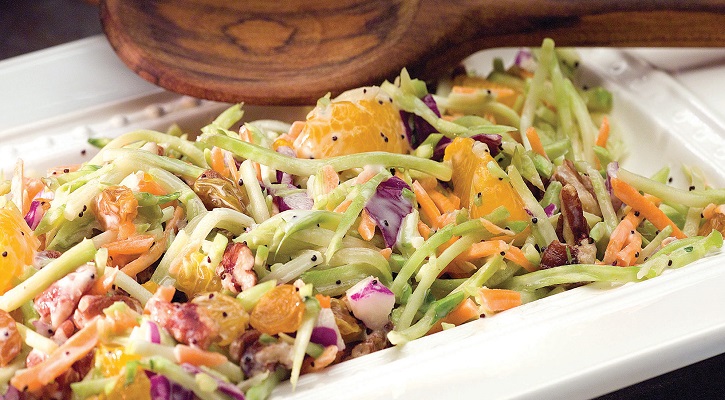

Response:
(0, 385), (20, 400)
(310, 326), (338, 347)
(147, 321), (161, 344)
(348, 278), (394, 301)
(543, 203), (557, 217)
(606, 161), (619, 195)
(432, 133), (502, 161)
(268, 184), (313, 212)
(363, 176), (413, 248)
(275, 146), (296, 185)
(400, 94), (441, 148)
(148, 373), (194, 400)
(180, 364), (246, 400)
(24, 200), (43, 230)
(514, 49), (534, 68)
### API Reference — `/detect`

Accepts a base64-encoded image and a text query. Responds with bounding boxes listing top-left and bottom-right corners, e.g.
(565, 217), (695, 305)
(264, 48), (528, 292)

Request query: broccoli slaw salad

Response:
(1, 38), (725, 400)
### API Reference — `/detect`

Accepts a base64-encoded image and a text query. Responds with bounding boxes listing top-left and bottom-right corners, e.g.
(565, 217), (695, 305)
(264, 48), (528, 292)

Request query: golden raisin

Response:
(249, 285), (306, 335)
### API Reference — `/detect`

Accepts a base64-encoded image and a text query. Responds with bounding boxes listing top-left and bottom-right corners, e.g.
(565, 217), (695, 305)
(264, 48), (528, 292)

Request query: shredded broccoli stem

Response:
(240, 159), (271, 223)
(15, 322), (58, 354)
(138, 357), (233, 400)
(290, 297), (320, 388)
(520, 38), (554, 149)
(100, 148), (206, 179)
(586, 165), (618, 237)
(450, 254), (506, 297)
(202, 133), (453, 181)
(388, 291), (466, 345)
(396, 231), (486, 330)
(261, 249), (323, 284)
(89, 130), (208, 167)
(617, 168), (725, 207)
(507, 165), (558, 246)
(113, 267), (153, 306)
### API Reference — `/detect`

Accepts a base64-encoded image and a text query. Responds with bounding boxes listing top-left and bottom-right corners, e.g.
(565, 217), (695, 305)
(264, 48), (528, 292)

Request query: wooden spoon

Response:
(100, 0), (725, 105)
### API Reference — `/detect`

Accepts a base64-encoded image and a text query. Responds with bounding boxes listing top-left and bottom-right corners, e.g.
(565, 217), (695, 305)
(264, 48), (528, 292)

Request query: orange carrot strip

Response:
(417, 221), (432, 240)
(611, 177), (686, 239)
(428, 298), (480, 334)
(315, 294), (331, 309)
(138, 172), (166, 196)
(412, 180), (441, 225)
(118, 221), (137, 241)
(238, 126), (252, 143)
(355, 166), (379, 185)
(123, 204), (185, 277)
(480, 218), (515, 237)
(174, 344), (227, 367)
(358, 209), (377, 241)
(150, 285), (176, 305)
(321, 165), (339, 194)
(210, 147), (229, 178)
(504, 245), (537, 272)
(379, 247), (393, 260)
(301, 345), (338, 374)
(616, 233), (642, 267)
(272, 136), (295, 151)
(478, 288), (522, 313)
(703, 203), (718, 220)
(603, 218), (635, 265)
(333, 198), (353, 213)
(103, 234), (156, 256)
(428, 190), (457, 214)
(435, 212), (457, 229)
(595, 116), (610, 147)
(89, 267), (118, 296)
(525, 127), (548, 160)
(11, 321), (99, 393)
(457, 240), (508, 262)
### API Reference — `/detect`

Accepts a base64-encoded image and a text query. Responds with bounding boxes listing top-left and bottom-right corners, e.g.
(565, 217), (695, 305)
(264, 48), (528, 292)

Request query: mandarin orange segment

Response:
(0, 206), (40, 295)
(444, 137), (527, 221)
(95, 344), (141, 377)
(0, 310), (21, 367)
(293, 87), (410, 159)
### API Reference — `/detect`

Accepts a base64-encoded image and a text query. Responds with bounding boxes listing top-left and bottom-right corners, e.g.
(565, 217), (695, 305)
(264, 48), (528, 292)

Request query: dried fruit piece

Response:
(249, 285), (305, 335)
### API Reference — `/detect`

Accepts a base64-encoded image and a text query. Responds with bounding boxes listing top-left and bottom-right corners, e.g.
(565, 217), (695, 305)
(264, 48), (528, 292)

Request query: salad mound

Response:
(1, 38), (725, 399)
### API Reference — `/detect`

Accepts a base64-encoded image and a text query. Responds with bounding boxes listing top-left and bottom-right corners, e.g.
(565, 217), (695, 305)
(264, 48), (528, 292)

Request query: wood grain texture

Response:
(100, 0), (725, 105)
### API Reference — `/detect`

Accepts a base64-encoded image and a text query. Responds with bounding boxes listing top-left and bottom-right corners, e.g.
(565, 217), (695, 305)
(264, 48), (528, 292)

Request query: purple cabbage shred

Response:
(180, 364), (246, 400)
(148, 373), (194, 400)
(363, 176), (413, 248)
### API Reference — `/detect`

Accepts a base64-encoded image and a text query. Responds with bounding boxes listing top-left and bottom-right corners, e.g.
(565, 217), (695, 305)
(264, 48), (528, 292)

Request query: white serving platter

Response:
(2, 36), (725, 399)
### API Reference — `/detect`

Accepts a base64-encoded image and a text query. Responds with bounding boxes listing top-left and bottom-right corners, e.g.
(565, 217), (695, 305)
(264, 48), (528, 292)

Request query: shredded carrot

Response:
(301, 345), (338, 374)
(358, 209), (377, 241)
(412, 180), (441, 225)
(355, 166), (379, 185)
(321, 165), (339, 194)
(174, 344), (227, 367)
(287, 121), (305, 140)
(11, 320), (99, 393)
(138, 172), (166, 196)
(480, 218), (515, 237)
(416, 176), (438, 191)
(595, 116), (610, 147)
(603, 218), (635, 265)
(525, 127), (549, 160)
(703, 203), (718, 220)
(333, 198), (353, 213)
(478, 288), (522, 313)
(210, 146), (229, 178)
(122, 207), (182, 277)
(379, 247), (393, 260)
(89, 267), (118, 295)
(238, 126), (252, 143)
(428, 298), (480, 334)
(315, 294), (331, 309)
(150, 285), (176, 305)
(103, 234), (156, 257)
(504, 245), (537, 272)
(611, 177), (686, 239)
(457, 240), (508, 261)
(417, 221), (432, 240)
(435, 212), (457, 229)
(616, 232), (642, 266)
(429, 190), (458, 214)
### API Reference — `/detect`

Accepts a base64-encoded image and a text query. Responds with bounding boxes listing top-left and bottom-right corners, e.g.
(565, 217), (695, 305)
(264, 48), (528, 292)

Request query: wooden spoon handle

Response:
(100, 0), (725, 105)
